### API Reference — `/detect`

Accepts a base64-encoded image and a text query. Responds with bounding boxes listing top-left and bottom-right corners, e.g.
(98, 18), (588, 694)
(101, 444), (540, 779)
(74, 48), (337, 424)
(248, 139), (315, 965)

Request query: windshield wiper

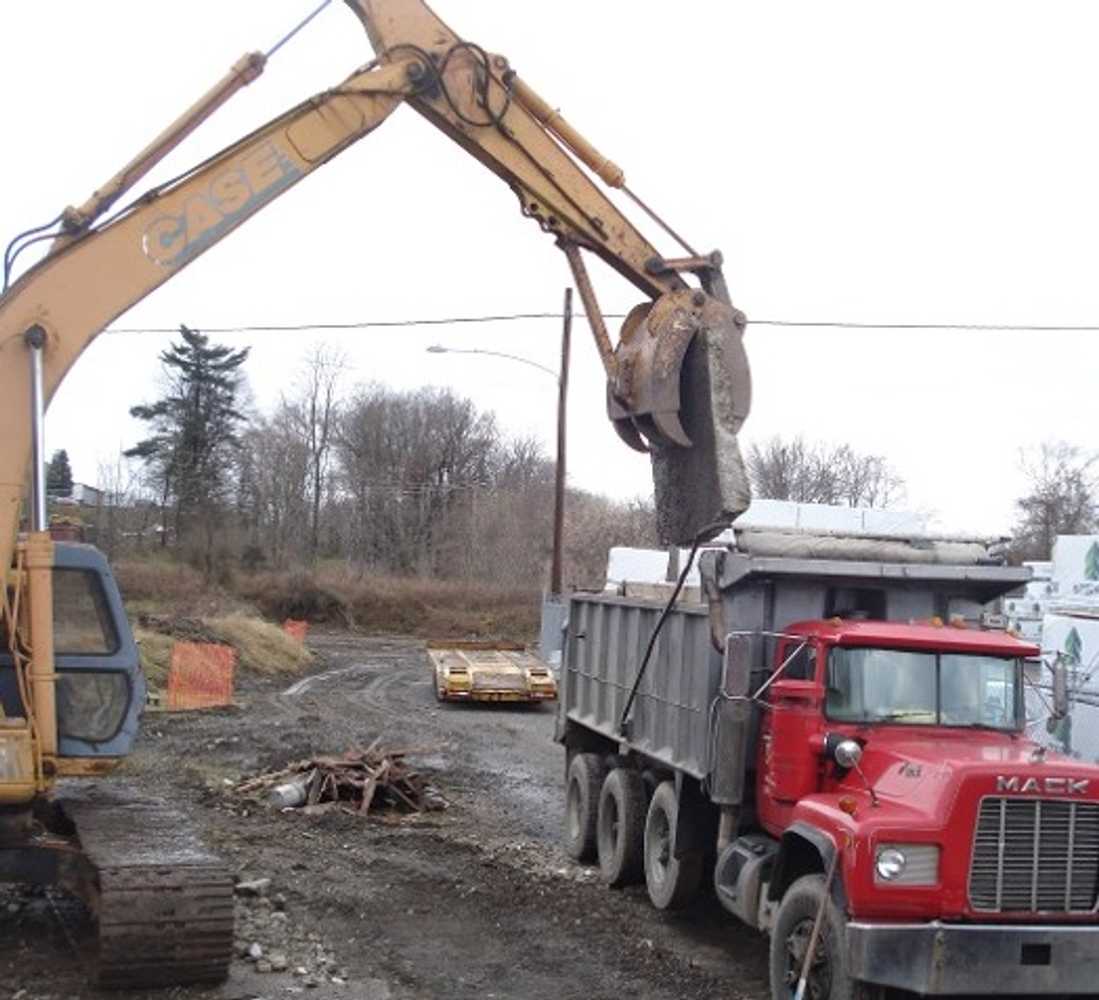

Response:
(946, 721), (1014, 733)
(875, 711), (936, 721)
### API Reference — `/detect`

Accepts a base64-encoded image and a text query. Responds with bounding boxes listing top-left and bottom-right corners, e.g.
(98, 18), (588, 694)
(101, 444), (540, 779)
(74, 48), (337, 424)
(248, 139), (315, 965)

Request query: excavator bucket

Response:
(609, 289), (752, 546)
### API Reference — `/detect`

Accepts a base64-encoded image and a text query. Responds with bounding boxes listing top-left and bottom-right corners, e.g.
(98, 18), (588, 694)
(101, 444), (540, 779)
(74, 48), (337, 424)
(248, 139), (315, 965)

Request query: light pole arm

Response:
(427, 346), (559, 382)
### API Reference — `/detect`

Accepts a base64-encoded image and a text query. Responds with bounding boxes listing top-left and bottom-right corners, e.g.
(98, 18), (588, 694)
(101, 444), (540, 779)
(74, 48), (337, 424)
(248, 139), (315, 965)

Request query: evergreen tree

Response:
(1065, 627), (1083, 665)
(1086, 542), (1099, 581)
(45, 449), (73, 497)
(125, 326), (249, 569)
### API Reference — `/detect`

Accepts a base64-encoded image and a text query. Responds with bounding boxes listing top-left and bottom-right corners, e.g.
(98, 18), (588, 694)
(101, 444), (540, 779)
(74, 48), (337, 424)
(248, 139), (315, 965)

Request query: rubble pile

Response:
(234, 741), (447, 816)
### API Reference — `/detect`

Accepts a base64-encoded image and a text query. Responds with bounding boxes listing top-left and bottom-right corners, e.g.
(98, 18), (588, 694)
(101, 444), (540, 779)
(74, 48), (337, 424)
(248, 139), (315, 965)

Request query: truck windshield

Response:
(826, 647), (1021, 730)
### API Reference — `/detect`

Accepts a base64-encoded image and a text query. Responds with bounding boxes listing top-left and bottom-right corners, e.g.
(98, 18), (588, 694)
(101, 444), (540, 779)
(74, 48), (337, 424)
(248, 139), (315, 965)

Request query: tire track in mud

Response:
(283, 637), (564, 842)
(273, 636), (771, 997)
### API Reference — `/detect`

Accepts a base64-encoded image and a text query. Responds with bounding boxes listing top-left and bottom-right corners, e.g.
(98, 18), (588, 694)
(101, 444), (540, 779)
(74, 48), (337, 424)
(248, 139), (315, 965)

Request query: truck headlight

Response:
(876, 848), (907, 881)
(874, 844), (940, 885)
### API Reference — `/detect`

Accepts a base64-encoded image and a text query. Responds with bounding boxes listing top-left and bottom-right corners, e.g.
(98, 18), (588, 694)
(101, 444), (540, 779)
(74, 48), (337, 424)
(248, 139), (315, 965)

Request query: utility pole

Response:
(551, 288), (572, 596)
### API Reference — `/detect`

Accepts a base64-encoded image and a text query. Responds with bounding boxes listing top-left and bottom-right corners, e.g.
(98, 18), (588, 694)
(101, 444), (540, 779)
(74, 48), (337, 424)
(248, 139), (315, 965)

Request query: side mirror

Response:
(1052, 657), (1070, 720)
(723, 634), (752, 698)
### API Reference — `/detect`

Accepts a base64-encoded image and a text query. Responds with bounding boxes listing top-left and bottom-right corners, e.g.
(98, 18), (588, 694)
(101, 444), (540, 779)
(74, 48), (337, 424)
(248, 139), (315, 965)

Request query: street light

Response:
(426, 288), (572, 596)
(425, 345), (559, 382)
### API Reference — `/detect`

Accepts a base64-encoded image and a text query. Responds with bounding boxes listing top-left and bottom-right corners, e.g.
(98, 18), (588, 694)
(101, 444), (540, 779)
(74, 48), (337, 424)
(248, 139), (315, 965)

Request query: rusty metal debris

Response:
(233, 741), (446, 816)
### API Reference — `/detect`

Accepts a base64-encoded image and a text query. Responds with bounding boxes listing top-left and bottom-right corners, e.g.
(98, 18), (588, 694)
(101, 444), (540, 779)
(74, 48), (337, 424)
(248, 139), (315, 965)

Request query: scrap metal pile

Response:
(234, 742), (446, 816)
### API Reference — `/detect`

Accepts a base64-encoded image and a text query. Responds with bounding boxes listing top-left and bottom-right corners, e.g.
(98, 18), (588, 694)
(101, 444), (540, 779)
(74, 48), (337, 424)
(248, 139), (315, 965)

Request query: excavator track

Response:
(57, 779), (233, 989)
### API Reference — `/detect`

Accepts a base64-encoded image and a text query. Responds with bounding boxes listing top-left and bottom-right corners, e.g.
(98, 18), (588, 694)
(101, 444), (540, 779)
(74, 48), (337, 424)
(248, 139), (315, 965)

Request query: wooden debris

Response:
(233, 744), (446, 817)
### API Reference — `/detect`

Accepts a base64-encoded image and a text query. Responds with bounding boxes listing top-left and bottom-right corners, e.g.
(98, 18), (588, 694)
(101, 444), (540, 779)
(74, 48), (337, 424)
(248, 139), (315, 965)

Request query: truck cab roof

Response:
(785, 618), (1040, 658)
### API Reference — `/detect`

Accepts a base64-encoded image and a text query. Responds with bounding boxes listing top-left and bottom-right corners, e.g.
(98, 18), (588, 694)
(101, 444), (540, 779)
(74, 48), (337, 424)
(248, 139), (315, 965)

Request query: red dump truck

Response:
(555, 528), (1091, 998)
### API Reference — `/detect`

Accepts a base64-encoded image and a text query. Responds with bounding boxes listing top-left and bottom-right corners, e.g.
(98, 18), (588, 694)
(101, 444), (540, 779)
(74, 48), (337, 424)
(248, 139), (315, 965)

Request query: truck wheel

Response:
(596, 768), (646, 887)
(770, 873), (863, 1000)
(564, 753), (607, 861)
(643, 781), (702, 910)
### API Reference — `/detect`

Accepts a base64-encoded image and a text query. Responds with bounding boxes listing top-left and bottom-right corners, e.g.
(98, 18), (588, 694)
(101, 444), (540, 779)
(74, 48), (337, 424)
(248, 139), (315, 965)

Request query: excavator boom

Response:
(351, 0), (752, 538)
(0, 0), (754, 986)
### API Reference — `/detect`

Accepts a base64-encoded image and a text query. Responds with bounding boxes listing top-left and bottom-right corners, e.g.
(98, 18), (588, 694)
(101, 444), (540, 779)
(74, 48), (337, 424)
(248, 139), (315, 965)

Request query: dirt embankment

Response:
(114, 560), (541, 642)
(134, 612), (314, 689)
(1, 632), (772, 1000)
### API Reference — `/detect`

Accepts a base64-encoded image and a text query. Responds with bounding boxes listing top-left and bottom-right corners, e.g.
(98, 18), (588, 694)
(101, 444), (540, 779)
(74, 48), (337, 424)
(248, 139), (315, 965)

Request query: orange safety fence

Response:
(165, 641), (237, 710)
(282, 619), (309, 643)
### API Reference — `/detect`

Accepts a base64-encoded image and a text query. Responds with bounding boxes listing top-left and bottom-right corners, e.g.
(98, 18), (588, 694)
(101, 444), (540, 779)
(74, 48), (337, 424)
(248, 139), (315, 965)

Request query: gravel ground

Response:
(0, 632), (771, 1000)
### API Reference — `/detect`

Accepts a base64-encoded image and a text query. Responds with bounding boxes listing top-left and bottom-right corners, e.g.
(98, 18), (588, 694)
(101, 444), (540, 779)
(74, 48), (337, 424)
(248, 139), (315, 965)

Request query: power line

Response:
(105, 313), (583, 334)
(102, 314), (1099, 337)
(750, 319), (1099, 332)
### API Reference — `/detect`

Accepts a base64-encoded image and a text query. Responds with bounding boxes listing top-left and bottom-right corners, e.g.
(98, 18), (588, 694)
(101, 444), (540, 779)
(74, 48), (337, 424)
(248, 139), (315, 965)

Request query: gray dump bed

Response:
(556, 544), (1030, 787)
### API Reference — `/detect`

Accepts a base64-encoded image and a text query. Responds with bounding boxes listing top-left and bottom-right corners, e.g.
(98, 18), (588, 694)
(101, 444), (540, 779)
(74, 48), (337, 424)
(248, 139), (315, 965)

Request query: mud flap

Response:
(633, 292), (751, 545)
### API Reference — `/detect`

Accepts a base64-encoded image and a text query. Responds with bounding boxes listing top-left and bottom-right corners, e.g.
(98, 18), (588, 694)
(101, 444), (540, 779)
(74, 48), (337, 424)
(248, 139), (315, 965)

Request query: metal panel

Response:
(563, 595), (716, 779)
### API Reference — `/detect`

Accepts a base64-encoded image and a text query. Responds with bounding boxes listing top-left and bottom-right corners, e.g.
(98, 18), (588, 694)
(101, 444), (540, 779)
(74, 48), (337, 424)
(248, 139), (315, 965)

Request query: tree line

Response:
(78, 326), (1085, 585)
(92, 327), (656, 588)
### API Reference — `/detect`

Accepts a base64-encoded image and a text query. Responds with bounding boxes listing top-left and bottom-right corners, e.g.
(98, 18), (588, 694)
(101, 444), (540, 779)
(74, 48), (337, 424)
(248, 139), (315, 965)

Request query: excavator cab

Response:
(0, 542), (142, 761)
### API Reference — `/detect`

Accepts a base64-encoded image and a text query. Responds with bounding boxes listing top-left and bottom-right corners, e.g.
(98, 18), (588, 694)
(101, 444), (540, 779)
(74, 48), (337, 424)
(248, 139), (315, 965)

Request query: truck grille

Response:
(969, 797), (1099, 912)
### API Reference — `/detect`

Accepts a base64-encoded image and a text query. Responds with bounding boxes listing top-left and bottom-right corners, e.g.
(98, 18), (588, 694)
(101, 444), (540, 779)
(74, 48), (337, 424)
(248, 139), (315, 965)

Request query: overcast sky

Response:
(4, 1), (1099, 537)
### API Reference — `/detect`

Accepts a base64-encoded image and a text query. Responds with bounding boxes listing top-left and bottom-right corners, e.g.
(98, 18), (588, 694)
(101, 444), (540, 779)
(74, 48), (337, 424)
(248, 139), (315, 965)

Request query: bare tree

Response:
(239, 410), (310, 568)
(94, 453), (150, 558)
(287, 345), (345, 564)
(335, 385), (499, 574)
(747, 435), (905, 508)
(832, 446), (906, 509)
(1011, 441), (1098, 561)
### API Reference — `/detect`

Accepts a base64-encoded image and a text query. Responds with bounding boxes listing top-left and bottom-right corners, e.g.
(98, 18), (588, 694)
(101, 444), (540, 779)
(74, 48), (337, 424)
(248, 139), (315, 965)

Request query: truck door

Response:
(758, 637), (823, 827)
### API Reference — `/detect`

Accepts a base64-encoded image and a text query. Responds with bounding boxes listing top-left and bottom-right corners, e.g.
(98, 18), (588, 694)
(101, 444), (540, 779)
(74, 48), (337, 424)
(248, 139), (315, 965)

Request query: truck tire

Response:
(596, 768), (646, 887)
(643, 780), (703, 910)
(565, 752), (607, 861)
(770, 873), (871, 1000)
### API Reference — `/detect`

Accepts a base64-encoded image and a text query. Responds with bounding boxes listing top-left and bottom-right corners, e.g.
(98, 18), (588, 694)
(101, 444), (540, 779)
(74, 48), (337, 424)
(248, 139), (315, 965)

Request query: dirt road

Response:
(1, 632), (771, 1000)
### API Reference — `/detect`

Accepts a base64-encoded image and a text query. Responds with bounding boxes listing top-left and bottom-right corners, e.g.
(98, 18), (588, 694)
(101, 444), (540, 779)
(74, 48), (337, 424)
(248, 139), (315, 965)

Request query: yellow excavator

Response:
(0, 0), (751, 986)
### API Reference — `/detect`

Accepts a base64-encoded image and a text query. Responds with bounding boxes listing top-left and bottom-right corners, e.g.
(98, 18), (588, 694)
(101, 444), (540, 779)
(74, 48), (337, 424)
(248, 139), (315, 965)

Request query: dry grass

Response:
(205, 614), (313, 675)
(134, 627), (175, 689)
(134, 615), (313, 692)
(113, 559), (252, 619)
(240, 567), (539, 642)
(118, 558), (540, 645)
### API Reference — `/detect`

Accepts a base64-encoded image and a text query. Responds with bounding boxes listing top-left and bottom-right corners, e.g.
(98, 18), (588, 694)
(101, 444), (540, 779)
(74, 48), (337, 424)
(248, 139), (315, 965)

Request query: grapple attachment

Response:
(608, 288), (752, 546)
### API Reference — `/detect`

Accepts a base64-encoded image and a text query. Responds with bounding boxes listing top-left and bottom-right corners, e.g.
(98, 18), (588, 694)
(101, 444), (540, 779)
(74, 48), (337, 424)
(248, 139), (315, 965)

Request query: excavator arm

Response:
(0, 57), (414, 582)
(0, 4), (753, 984)
(352, 0), (752, 504)
(1, 1), (752, 573)
(0, 0), (753, 794)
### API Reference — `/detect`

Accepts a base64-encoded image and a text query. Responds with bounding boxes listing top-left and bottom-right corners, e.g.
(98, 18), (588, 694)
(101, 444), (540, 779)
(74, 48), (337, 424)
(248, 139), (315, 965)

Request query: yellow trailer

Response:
(428, 642), (557, 704)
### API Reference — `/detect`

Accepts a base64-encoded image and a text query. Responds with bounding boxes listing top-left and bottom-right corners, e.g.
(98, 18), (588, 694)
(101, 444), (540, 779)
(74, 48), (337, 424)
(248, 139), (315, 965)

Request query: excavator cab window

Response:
(53, 568), (120, 655)
(56, 672), (132, 744)
(0, 545), (141, 753)
(52, 544), (143, 756)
